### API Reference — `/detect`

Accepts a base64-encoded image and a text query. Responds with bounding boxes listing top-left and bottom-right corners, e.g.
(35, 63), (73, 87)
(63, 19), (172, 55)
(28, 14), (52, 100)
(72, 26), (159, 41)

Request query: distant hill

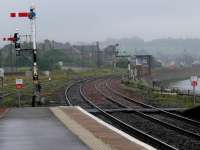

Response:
(101, 37), (200, 58)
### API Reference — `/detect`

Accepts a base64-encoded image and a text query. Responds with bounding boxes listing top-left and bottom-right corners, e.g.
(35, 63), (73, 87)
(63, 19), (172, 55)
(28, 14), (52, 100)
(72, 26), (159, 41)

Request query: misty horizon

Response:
(1, 0), (200, 45)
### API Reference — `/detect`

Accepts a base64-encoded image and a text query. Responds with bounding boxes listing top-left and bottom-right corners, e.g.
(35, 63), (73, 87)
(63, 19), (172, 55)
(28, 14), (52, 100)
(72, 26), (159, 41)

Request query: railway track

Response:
(65, 80), (92, 109)
(94, 79), (200, 139)
(65, 78), (177, 150)
(84, 77), (200, 149)
(106, 78), (200, 129)
(91, 77), (200, 149)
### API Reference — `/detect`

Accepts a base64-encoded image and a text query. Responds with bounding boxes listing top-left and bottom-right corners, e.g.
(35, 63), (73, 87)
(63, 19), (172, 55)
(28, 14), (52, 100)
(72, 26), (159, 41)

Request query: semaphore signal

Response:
(2, 37), (16, 42)
(10, 12), (28, 17)
(10, 11), (35, 18)
(8, 5), (41, 107)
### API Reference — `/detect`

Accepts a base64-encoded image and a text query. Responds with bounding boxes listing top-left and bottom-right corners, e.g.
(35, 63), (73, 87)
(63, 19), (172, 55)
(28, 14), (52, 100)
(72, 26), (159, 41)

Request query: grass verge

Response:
(0, 68), (122, 107)
(123, 79), (200, 108)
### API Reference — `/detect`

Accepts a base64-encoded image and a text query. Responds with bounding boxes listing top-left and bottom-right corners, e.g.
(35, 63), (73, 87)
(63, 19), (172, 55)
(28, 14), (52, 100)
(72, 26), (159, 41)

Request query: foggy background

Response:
(1, 0), (200, 44)
(1, 0), (200, 68)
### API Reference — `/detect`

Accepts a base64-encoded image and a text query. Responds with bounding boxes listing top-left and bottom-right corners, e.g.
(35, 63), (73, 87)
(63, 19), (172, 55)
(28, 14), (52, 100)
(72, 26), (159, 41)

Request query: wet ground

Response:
(0, 107), (89, 150)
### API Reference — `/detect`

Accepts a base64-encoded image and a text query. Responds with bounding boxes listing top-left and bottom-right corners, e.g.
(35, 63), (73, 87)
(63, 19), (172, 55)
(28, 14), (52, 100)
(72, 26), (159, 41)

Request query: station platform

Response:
(0, 107), (89, 150)
(51, 106), (155, 150)
(0, 106), (155, 150)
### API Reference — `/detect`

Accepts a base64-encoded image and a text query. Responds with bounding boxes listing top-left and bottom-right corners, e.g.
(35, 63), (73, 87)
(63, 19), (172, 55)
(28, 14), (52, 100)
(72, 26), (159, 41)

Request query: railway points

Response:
(64, 76), (200, 149)
(1, 72), (200, 149)
(1, 2), (200, 150)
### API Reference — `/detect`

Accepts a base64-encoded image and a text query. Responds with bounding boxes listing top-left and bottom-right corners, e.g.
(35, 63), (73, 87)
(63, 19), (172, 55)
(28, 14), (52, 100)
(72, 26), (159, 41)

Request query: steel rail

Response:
(64, 80), (84, 106)
(94, 79), (200, 140)
(106, 78), (200, 127)
(80, 80), (177, 150)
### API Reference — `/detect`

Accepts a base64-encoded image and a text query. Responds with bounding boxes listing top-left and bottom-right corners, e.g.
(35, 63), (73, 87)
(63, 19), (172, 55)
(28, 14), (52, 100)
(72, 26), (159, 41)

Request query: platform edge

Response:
(76, 106), (156, 150)
(50, 107), (115, 150)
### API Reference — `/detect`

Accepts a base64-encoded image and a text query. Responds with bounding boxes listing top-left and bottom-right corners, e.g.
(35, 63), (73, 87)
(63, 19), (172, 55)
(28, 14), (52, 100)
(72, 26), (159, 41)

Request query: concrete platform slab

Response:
(0, 107), (89, 150)
(51, 106), (155, 150)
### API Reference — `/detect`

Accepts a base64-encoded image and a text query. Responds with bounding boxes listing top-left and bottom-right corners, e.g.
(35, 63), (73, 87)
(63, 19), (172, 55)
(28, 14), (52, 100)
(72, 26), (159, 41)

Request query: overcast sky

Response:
(1, 0), (200, 45)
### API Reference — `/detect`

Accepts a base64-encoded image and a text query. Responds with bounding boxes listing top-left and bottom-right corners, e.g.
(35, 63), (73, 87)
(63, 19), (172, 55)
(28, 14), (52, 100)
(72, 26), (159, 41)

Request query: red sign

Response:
(191, 81), (198, 87)
(10, 12), (16, 17)
(2, 37), (16, 42)
(10, 12), (29, 18)
(16, 84), (23, 89)
(16, 79), (23, 89)
(18, 12), (29, 17)
(7, 37), (15, 42)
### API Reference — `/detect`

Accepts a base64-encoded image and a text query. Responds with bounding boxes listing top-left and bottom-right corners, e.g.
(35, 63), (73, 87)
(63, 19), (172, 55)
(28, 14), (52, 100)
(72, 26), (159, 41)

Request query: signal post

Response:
(8, 6), (41, 107)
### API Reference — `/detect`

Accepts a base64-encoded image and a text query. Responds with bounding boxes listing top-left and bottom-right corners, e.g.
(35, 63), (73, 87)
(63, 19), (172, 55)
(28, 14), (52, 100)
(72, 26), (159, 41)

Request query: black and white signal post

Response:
(9, 5), (41, 107)
(29, 6), (40, 107)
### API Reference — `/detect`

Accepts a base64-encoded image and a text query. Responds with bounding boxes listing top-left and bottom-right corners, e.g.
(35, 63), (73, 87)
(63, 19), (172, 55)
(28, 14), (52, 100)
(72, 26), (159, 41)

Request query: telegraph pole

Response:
(96, 41), (101, 68)
(116, 52), (131, 80)
(128, 59), (131, 79)
(113, 44), (119, 72)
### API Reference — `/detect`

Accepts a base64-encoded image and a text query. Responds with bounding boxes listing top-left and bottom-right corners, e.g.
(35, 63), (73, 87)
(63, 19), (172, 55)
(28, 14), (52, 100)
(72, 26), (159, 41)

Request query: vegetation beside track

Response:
(0, 68), (123, 107)
(122, 80), (200, 108)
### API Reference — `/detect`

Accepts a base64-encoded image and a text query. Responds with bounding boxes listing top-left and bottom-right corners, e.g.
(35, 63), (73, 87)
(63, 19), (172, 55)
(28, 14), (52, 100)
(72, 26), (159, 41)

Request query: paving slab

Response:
(51, 106), (155, 150)
(0, 107), (89, 150)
